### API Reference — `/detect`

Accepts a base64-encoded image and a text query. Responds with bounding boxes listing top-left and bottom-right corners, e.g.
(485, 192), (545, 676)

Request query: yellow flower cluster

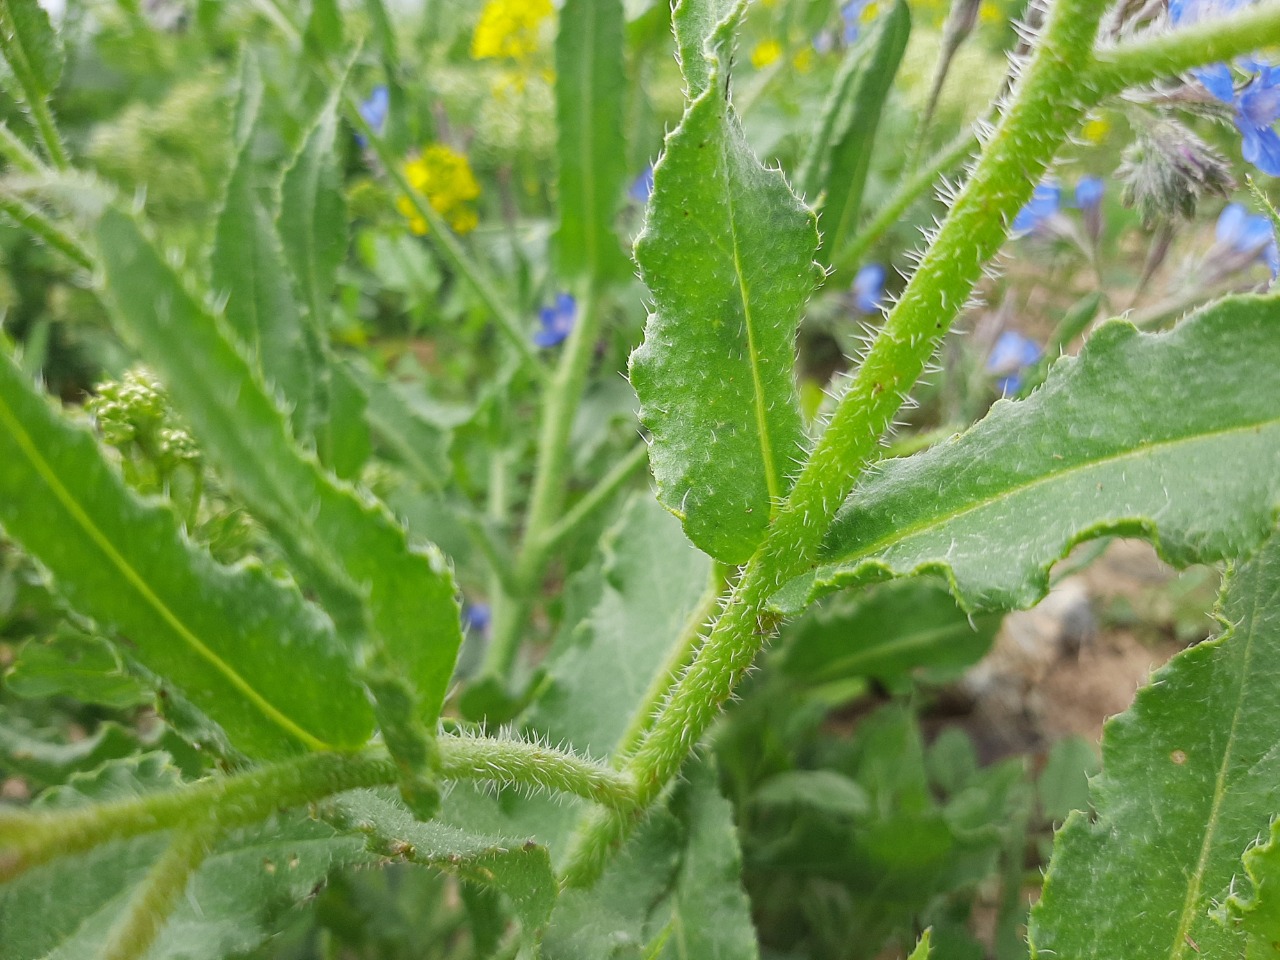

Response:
(750, 39), (782, 69)
(397, 145), (481, 236)
(471, 0), (554, 61)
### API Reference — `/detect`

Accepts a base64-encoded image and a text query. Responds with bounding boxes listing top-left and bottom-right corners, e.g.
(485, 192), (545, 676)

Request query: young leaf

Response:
(1029, 529), (1280, 960)
(0, 0), (62, 99)
(782, 297), (1280, 613)
(327, 790), (558, 931)
(800, 0), (911, 264)
(0, 350), (372, 758)
(93, 208), (463, 727)
(554, 0), (628, 283)
(6, 628), (151, 709)
(630, 0), (821, 563)
(212, 55), (325, 442)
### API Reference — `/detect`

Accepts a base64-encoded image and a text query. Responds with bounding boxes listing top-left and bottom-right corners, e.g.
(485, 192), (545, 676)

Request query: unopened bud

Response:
(1118, 119), (1234, 227)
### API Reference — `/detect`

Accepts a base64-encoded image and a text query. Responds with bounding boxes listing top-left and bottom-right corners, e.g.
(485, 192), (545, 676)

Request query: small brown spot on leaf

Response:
(1171, 749), (1188, 765)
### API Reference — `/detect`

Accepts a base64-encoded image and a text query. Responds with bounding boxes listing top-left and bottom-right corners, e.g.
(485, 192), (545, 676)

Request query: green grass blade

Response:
(1029, 529), (1280, 959)
(630, 0), (821, 563)
(554, 0), (628, 284)
(785, 296), (1280, 613)
(93, 208), (463, 727)
(0, 351), (373, 758)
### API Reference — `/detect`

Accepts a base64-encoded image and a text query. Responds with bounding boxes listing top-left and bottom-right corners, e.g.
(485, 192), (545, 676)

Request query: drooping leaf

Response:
(630, 0), (821, 563)
(212, 55), (324, 442)
(1029, 529), (1280, 960)
(554, 0), (628, 282)
(781, 297), (1280, 614)
(808, 0), (910, 265)
(0, 349), (372, 758)
(780, 578), (1001, 688)
(327, 790), (558, 931)
(0, 0), (63, 100)
(93, 207), (463, 728)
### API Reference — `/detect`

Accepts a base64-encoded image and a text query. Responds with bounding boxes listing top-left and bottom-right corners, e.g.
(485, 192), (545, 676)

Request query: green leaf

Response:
(527, 494), (712, 759)
(212, 55), (324, 442)
(909, 929), (934, 960)
(784, 297), (1280, 614)
(630, 0), (820, 563)
(780, 578), (1000, 687)
(810, 0), (910, 265)
(0, 0), (62, 98)
(0, 811), (369, 960)
(93, 207), (463, 727)
(6, 628), (151, 709)
(650, 761), (759, 960)
(1222, 817), (1280, 959)
(554, 0), (628, 283)
(279, 90), (347, 337)
(0, 349), (372, 758)
(0, 716), (139, 786)
(327, 790), (558, 931)
(351, 359), (454, 493)
(542, 761), (756, 959)
(1028, 530), (1280, 960)
(304, 0), (344, 56)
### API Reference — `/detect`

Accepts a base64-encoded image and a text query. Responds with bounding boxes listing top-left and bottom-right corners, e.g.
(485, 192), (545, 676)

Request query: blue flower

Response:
(1073, 176), (1104, 211)
(1215, 202), (1280, 277)
(356, 85), (389, 146)
(852, 263), (885, 313)
(534, 293), (577, 348)
(629, 165), (655, 203)
(1169, 0), (1280, 174)
(841, 0), (874, 43)
(986, 330), (1042, 395)
(1011, 182), (1061, 234)
(462, 603), (491, 636)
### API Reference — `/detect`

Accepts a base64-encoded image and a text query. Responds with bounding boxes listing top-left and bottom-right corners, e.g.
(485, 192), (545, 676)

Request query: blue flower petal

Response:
(1012, 182), (1061, 234)
(629, 165), (655, 203)
(1073, 176), (1104, 211)
(1194, 63), (1237, 103)
(853, 263), (885, 313)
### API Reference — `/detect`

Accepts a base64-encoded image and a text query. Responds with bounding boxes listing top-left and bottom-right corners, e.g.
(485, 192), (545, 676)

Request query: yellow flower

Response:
(471, 0), (554, 62)
(978, 0), (1002, 23)
(793, 47), (815, 73)
(397, 145), (481, 236)
(1081, 115), (1111, 144)
(751, 39), (782, 69)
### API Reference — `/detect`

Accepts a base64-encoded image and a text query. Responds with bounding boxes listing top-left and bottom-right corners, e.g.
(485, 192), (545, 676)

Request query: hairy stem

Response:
(0, 189), (91, 268)
(0, 121), (44, 173)
(562, 0), (1113, 886)
(537, 439), (650, 556)
(0, 735), (637, 884)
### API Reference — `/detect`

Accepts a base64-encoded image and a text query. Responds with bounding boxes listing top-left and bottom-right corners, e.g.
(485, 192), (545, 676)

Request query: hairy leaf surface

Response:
(0, 351), (372, 757)
(554, 0), (628, 282)
(781, 297), (1280, 613)
(1223, 816), (1280, 958)
(94, 208), (463, 725)
(630, 0), (820, 563)
(1029, 530), (1280, 959)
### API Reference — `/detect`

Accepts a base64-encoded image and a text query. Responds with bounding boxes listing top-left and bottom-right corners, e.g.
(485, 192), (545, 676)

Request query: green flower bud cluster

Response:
(87, 367), (200, 475)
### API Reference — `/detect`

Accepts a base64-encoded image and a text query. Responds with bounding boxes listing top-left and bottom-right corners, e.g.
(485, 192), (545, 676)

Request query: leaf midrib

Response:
(825, 415), (1280, 569)
(0, 382), (327, 752)
(720, 131), (783, 509)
